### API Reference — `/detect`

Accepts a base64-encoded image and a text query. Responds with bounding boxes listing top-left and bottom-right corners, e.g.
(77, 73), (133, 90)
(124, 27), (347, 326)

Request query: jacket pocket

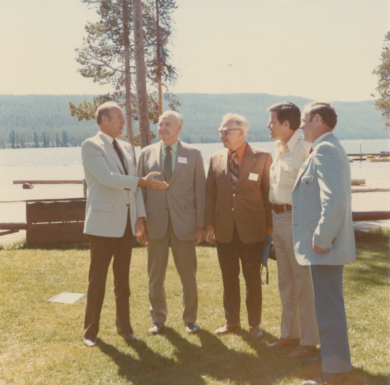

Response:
(92, 200), (114, 212)
(301, 175), (314, 185)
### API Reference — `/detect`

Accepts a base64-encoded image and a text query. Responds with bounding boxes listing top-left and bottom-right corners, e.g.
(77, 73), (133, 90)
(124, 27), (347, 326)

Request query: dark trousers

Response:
(84, 214), (134, 338)
(216, 225), (263, 327)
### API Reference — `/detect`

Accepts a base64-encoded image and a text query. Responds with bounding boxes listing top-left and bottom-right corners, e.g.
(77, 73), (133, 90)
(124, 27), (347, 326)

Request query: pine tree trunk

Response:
(122, 0), (134, 146)
(156, 0), (163, 116)
(133, 0), (151, 147)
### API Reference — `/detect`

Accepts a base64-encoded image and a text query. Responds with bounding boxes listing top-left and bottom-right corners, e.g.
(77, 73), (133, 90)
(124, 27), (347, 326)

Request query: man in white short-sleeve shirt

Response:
(266, 102), (320, 358)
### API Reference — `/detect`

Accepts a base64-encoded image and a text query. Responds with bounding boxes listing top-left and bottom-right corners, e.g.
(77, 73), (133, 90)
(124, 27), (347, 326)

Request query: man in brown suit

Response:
(205, 113), (273, 338)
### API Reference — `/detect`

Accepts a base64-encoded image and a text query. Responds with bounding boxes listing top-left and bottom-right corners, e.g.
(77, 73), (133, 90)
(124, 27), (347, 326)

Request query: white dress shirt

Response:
(269, 130), (311, 205)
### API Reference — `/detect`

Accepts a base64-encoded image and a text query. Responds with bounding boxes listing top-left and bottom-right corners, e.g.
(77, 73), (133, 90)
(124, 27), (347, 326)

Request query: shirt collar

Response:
(274, 129), (300, 154)
(229, 141), (247, 158)
(162, 140), (179, 153)
(312, 132), (333, 150)
(100, 130), (114, 144)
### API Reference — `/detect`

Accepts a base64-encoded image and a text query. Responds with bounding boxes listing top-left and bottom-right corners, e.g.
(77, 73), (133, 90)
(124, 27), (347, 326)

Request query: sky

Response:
(0, 0), (389, 102)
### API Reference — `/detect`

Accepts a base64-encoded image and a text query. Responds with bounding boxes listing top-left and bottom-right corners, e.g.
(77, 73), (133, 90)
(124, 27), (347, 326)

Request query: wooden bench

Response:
(26, 198), (88, 245)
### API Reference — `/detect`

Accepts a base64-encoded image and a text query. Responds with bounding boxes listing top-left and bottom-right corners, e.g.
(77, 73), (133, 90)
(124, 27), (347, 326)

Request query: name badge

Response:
(178, 157), (187, 164)
(300, 163), (307, 170)
(249, 173), (259, 181)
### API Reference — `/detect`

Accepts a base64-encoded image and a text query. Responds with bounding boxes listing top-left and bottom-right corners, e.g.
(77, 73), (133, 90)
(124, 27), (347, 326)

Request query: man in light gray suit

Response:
(292, 102), (356, 385)
(138, 111), (206, 335)
(82, 102), (168, 347)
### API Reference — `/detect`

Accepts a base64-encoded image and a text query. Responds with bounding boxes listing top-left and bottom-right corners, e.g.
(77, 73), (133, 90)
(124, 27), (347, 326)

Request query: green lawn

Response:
(0, 233), (389, 385)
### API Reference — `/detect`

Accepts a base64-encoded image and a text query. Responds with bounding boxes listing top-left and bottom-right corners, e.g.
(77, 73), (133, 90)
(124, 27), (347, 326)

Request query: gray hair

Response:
(96, 101), (120, 126)
(220, 113), (249, 137)
(159, 110), (183, 126)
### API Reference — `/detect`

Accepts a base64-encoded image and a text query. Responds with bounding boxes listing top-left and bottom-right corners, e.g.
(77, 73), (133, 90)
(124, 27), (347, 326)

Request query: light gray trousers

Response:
(311, 265), (352, 374)
(272, 210), (320, 345)
(147, 218), (198, 324)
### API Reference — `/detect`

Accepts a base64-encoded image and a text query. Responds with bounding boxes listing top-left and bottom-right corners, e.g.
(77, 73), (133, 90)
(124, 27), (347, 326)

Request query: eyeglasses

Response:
(217, 128), (241, 136)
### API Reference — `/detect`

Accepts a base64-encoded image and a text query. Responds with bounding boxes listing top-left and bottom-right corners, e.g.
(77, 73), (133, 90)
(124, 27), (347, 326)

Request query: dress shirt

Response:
(100, 130), (115, 144)
(161, 140), (179, 173)
(269, 130), (311, 205)
(228, 141), (247, 171)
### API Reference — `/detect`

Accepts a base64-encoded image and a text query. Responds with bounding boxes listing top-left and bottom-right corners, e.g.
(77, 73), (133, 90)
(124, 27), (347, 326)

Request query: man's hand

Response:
(135, 217), (145, 238)
(312, 243), (328, 253)
(205, 226), (216, 244)
(135, 217), (148, 246)
(267, 227), (273, 237)
(138, 172), (169, 190)
(196, 227), (205, 244)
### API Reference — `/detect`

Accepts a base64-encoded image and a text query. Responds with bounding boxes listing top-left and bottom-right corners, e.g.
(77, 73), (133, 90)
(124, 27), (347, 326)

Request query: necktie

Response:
(229, 151), (239, 188)
(112, 139), (128, 175)
(309, 148), (313, 154)
(163, 146), (172, 183)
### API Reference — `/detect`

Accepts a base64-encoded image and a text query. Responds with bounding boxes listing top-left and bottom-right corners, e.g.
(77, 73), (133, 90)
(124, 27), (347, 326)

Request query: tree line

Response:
(1, 129), (85, 149)
(0, 93), (389, 149)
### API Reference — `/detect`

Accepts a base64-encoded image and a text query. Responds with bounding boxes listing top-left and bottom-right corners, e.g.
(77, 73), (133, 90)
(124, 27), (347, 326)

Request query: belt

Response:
(273, 204), (292, 214)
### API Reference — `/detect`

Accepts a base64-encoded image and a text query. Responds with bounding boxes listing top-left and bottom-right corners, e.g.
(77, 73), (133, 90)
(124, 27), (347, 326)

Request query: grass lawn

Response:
(0, 232), (389, 385)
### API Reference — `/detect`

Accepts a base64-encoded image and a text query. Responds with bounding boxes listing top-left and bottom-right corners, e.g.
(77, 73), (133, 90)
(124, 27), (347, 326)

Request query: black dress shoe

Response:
(185, 322), (199, 334)
(148, 323), (164, 335)
(83, 336), (97, 347)
(117, 330), (137, 341)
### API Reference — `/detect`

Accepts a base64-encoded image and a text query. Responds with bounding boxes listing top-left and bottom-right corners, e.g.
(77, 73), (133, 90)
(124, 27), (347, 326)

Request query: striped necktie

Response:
(163, 146), (172, 183)
(229, 151), (239, 187)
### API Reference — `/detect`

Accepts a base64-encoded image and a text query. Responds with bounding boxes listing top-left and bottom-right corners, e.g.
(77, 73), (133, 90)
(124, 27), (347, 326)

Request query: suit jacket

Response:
(82, 131), (146, 237)
(205, 144), (273, 244)
(137, 140), (206, 241)
(292, 133), (356, 266)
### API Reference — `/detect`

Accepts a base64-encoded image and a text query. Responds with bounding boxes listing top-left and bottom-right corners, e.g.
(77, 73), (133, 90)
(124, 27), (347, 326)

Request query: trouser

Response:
(147, 217), (198, 324)
(84, 214), (134, 338)
(272, 210), (320, 345)
(216, 225), (263, 327)
(310, 265), (352, 373)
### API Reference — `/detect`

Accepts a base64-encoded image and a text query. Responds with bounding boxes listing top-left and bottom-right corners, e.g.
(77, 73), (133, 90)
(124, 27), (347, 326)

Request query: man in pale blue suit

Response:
(292, 102), (356, 385)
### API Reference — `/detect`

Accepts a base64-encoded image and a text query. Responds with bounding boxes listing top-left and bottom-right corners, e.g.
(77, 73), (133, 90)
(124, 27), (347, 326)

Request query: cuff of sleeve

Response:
(129, 177), (139, 194)
(312, 232), (333, 250)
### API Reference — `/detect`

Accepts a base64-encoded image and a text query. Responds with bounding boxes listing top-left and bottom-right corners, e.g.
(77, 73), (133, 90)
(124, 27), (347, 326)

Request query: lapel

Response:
(293, 154), (313, 191)
(152, 142), (164, 181)
(117, 140), (134, 175)
(98, 132), (125, 174)
(220, 148), (234, 191)
(235, 144), (256, 190)
(292, 133), (334, 191)
(169, 140), (187, 185)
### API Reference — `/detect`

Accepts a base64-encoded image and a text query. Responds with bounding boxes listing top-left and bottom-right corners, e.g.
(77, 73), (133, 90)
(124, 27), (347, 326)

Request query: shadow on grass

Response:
(97, 327), (388, 385)
(348, 238), (390, 288)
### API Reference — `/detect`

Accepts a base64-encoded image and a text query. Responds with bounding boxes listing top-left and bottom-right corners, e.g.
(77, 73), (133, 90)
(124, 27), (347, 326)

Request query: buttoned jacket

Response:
(82, 131), (146, 237)
(205, 144), (273, 244)
(137, 140), (206, 241)
(292, 133), (356, 266)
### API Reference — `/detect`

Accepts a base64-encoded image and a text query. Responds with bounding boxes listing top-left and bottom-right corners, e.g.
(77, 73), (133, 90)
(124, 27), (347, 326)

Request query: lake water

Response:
(1, 138), (389, 231)
(1, 139), (389, 195)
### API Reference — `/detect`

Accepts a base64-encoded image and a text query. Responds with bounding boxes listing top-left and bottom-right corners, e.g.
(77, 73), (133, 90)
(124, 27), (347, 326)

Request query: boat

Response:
(368, 157), (382, 162)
